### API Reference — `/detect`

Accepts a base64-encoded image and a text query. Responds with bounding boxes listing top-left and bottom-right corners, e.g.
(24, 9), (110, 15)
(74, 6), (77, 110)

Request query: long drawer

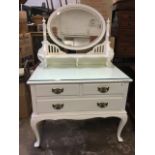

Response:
(82, 83), (126, 95)
(36, 97), (124, 113)
(35, 84), (79, 97)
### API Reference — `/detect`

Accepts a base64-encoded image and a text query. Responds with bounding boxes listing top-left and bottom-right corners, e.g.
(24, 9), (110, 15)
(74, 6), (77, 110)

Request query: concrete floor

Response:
(19, 117), (134, 155)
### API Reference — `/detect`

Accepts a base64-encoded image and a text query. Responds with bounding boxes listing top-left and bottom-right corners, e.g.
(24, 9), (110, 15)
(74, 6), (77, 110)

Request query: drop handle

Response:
(51, 88), (64, 94)
(97, 87), (109, 93)
(52, 104), (64, 110)
(97, 102), (108, 108)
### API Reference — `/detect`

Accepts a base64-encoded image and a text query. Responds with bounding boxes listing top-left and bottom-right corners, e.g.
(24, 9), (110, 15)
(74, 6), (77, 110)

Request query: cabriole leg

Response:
(30, 118), (41, 147)
(117, 113), (128, 142)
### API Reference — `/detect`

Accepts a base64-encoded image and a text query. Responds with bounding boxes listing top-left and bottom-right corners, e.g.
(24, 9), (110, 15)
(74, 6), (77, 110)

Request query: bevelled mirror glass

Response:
(47, 4), (106, 50)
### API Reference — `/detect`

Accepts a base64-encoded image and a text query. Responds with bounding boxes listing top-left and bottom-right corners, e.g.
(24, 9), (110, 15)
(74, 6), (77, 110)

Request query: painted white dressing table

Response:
(27, 4), (132, 147)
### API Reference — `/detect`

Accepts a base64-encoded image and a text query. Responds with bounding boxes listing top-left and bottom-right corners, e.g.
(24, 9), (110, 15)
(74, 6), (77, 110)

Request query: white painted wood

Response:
(37, 40), (65, 67)
(31, 111), (127, 121)
(37, 41), (48, 68)
(42, 18), (48, 68)
(82, 83), (126, 95)
(30, 118), (40, 147)
(90, 43), (105, 54)
(28, 3), (132, 147)
(30, 111), (128, 147)
(87, 19), (114, 67)
(27, 65), (132, 84)
(28, 67), (131, 147)
(104, 18), (114, 66)
(48, 44), (61, 54)
(35, 84), (79, 97)
(39, 8), (114, 68)
(30, 85), (37, 112)
(42, 18), (47, 42)
(117, 113), (128, 142)
(47, 4), (106, 51)
(36, 96), (124, 113)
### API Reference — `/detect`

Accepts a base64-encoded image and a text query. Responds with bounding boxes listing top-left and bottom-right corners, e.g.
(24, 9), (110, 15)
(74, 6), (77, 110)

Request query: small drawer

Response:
(36, 97), (124, 113)
(35, 84), (79, 97)
(82, 83), (125, 95)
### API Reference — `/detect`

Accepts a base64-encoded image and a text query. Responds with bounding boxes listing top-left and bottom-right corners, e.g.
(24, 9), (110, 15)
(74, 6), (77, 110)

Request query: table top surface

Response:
(27, 64), (132, 84)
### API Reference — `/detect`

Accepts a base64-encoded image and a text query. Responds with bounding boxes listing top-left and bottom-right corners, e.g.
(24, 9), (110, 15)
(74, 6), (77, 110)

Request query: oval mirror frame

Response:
(47, 4), (106, 51)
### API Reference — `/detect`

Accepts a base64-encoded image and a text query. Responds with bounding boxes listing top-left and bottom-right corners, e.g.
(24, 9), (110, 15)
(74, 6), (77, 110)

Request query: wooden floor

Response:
(19, 117), (135, 155)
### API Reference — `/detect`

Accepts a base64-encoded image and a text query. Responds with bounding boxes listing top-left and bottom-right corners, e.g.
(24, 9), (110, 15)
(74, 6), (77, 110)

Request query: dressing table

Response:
(27, 4), (132, 147)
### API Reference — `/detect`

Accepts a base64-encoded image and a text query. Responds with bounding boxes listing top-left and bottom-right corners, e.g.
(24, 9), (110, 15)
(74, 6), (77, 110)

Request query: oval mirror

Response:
(47, 4), (106, 51)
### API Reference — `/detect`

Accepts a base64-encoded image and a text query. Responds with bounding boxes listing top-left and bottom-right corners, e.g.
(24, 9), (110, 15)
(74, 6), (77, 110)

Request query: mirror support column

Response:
(42, 18), (48, 68)
(104, 18), (114, 66)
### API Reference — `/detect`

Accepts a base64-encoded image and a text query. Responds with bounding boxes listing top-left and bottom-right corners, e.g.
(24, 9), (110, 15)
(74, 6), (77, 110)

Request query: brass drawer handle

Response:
(52, 104), (64, 110)
(98, 87), (109, 93)
(97, 102), (108, 108)
(52, 88), (64, 94)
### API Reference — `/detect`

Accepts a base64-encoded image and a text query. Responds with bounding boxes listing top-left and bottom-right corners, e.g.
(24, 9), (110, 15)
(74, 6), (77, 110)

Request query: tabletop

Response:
(27, 64), (132, 84)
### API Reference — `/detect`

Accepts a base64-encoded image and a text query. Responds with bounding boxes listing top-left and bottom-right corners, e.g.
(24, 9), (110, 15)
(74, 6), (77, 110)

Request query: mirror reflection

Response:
(49, 9), (103, 48)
